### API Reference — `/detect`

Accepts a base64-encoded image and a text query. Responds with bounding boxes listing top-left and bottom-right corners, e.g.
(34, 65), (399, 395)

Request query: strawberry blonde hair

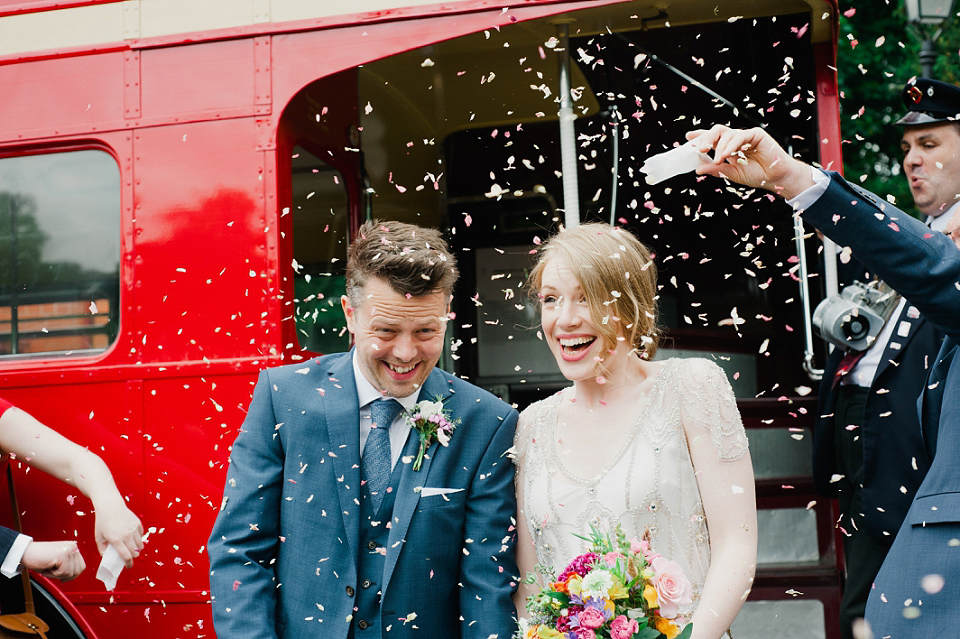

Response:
(528, 223), (661, 360)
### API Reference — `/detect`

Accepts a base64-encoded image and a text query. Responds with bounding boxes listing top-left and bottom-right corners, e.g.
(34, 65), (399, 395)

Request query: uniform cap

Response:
(896, 78), (960, 125)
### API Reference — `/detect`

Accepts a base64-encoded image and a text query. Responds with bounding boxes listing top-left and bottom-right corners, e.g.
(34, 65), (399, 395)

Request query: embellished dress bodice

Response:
(514, 357), (748, 614)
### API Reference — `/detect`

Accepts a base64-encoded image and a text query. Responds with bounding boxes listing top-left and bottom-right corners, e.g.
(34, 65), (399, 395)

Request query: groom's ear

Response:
(341, 295), (356, 334)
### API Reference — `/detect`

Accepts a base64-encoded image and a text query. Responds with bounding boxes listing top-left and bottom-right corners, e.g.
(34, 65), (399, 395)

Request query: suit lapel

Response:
(382, 369), (453, 592)
(321, 352), (363, 567)
(873, 303), (924, 383)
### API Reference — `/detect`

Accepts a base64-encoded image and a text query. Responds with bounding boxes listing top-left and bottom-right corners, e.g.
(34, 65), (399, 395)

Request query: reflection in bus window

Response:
(291, 145), (349, 354)
(0, 150), (120, 357)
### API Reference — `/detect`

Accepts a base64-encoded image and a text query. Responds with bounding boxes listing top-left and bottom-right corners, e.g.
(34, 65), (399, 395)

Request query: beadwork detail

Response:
(513, 357), (748, 618)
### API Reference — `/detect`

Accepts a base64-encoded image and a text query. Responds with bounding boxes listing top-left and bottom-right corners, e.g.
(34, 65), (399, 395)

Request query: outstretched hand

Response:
(685, 125), (815, 199)
(94, 499), (143, 569)
(22, 540), (85, 581)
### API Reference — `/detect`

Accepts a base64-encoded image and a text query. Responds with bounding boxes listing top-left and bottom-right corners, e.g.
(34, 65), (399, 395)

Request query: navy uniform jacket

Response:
(801, 173), (960, 635)
(813, 298), (943, 540)
(0, 526), (16, 559)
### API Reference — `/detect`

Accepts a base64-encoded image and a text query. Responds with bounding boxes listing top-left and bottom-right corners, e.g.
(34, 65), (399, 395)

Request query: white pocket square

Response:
(419, 487), (464, 498)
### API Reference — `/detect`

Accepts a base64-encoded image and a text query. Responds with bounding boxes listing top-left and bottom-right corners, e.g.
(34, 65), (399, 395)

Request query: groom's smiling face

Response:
(342, 276), (450, 398)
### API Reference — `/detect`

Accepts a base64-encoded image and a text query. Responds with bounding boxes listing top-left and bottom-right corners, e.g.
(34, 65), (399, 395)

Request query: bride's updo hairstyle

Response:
(529, 222), (661, 360)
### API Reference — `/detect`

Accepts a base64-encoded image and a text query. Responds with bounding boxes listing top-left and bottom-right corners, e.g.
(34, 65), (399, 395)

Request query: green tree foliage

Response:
(837, 0), (960, 214)
(0, 193), (46, 288)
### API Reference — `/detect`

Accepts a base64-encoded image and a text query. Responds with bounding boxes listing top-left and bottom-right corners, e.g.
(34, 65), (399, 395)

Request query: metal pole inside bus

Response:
(556, 21), (580, 228)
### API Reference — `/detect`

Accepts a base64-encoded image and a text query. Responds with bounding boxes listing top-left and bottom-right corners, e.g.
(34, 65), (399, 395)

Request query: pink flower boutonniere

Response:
(405, 397), (460, 471)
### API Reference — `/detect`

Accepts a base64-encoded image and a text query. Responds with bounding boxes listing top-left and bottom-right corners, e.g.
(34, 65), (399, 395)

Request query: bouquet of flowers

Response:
(516, 524), (693, 639)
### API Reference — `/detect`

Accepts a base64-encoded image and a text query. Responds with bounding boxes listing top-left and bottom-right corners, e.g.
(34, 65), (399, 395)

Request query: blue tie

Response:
(363, 399), (403, 512)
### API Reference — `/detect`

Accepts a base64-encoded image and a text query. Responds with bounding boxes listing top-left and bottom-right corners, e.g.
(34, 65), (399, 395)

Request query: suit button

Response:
(358, 620), (369, 630)
(367, 540), (378, 550)
(345, 586), (355, 597)
(361, 579), (372, 589)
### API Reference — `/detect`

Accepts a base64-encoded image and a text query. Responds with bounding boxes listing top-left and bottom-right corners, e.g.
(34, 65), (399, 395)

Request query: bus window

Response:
(0, 149), (120, 357)
(291, 145), (350, 354)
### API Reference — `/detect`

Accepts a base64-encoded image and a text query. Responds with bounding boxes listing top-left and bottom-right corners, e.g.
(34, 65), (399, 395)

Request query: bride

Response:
(513, 223), (757, 638)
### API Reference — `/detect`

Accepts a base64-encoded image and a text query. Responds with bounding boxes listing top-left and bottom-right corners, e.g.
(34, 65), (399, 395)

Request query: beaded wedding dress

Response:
(514, 357), (748, 616)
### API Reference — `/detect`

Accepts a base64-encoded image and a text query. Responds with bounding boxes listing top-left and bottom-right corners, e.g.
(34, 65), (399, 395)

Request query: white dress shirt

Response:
(352, 351), (422, 470)
(1, 533), (31, 578)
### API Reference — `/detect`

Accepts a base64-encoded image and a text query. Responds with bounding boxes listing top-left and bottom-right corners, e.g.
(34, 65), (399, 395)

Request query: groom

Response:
(208, 220), (519, 639)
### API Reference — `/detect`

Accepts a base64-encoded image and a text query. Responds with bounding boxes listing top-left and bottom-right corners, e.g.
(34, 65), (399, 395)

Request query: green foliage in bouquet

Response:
(516, 524), (694, 639)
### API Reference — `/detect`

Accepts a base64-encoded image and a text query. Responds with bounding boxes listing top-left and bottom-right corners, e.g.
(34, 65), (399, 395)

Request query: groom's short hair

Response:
(345, 219), (458, 308)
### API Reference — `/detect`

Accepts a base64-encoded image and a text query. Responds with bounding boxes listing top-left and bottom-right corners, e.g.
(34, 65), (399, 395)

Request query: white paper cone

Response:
(641, 143), (712, 185)
(96, 544), (123, 591)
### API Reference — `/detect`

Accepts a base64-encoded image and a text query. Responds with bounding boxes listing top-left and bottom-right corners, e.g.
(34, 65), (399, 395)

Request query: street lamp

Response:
(906, 0), (956, 78)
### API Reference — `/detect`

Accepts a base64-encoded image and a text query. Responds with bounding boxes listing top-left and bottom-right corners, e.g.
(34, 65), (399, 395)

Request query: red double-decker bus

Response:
(0, 1), (844, 636)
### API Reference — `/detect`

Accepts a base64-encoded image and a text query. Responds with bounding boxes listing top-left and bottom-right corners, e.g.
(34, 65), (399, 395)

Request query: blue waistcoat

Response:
(352, 452), (405, 637)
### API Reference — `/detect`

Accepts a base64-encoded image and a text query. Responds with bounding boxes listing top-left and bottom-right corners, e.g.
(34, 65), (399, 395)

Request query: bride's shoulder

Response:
(513, 389), (564, 462)
(667, 356), (728, 380)
(518, 388), (565, 422)
(653, 358), (734, 403)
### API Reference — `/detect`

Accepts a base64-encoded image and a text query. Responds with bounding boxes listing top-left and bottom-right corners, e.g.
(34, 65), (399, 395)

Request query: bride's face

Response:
(539, 257), (629, 384)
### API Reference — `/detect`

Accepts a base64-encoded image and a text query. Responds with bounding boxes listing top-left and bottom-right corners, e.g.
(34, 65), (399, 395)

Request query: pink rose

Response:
(604, 551), (625, 568)
(610, 615), (640, 639)
(630, 538), (655, 560)
(575, 629), (596, 639)
(578, 607), (606, 629)
(651, 557), (693, 619)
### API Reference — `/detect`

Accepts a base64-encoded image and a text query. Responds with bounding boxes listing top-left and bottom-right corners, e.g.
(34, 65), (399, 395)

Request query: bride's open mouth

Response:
(558, 335), (596, 361)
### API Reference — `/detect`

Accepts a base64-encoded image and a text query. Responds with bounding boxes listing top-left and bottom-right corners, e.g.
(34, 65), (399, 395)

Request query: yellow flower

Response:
(535, 626), (565, 639)
(643, 584), (659, 609)
(608, 576), (629, 600)
(654, 616), (681, 639)
(566, 574), (583, 597)
(602, 597), (616, 616)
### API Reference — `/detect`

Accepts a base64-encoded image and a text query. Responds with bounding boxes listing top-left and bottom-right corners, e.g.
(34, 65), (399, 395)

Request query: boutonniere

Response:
(405, 397), (460, 471)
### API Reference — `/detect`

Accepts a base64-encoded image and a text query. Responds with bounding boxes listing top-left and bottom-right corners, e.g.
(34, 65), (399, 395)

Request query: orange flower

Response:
(654, 616), (681, 639)
(551, 580), (568, 594)
(642, 584), (659, 609)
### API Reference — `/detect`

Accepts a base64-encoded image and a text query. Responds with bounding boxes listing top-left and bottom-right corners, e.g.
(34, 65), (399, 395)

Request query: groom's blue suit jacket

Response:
(801, 174), (960, 634)
(208, 351), (519, 639)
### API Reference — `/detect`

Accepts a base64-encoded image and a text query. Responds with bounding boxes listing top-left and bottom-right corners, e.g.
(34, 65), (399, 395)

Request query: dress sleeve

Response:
(678, 358), (748, 461)
(511, 403), (538, 466)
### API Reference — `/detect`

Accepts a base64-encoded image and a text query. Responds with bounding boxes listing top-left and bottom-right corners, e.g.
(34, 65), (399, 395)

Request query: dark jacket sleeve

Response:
(0, 525), (20, 560)
(804, 173), (960, 343)
(207, 371), (284, 639)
